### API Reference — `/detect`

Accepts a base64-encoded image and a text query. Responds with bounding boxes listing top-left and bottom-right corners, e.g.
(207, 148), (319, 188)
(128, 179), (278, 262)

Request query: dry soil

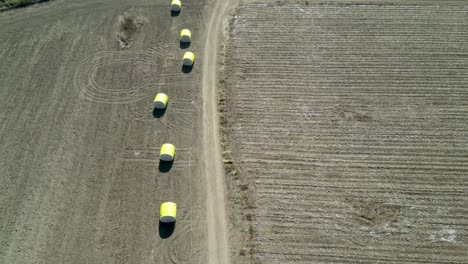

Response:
(0, 0), (233, 263)
(221, 1), (468, 263)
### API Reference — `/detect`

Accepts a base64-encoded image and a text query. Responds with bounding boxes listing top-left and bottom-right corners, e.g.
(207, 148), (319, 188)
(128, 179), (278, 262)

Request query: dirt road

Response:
(200, 0), (236, 263)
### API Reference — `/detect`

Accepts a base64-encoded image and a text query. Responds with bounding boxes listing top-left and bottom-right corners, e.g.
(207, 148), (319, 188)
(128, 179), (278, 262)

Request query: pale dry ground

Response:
(0, 0), (236, 263)
(200, 0), (238, 263)
(222, 1), (468, 263)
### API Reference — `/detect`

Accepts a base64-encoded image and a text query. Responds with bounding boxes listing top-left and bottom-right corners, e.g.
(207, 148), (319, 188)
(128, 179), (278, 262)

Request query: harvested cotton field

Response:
(221, 1), (468, 263)
(0, 0), (236, 262)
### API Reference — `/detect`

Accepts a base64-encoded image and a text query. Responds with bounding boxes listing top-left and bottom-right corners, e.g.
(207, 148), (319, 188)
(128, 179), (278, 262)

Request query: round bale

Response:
(160, 202), (177, 223)
(154, 93), (169, 109)
(182, 51), (195, 66)
(160, 143), (176, 162)
(180, 29), (192, 43)
(171, 0), (181, 12)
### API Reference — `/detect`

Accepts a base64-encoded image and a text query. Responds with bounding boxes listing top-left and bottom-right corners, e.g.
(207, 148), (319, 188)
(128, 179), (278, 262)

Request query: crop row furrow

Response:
(252, 248), (467, 263)
(228, 3), (468, 263)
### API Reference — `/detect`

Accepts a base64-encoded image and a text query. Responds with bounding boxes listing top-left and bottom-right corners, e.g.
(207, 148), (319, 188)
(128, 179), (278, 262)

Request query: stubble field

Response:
(0, 0), (211, 263)
(222, 1), (468, 263)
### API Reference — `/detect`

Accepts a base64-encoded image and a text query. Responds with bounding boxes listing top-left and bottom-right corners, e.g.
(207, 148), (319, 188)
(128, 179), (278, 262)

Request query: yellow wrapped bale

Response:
(160, 202), (177, 223)
(171, 0), (181, 12)
(154, 93), (169, 109)
(180, 29), (191, 43)
(160, 143), (176, 161)
(182, 51), (195, 66)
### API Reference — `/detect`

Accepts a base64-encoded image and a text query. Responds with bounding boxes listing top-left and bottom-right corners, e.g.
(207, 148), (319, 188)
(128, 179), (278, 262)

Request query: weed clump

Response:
(0, 0), (49, 10)
(117, 12), (146, 48)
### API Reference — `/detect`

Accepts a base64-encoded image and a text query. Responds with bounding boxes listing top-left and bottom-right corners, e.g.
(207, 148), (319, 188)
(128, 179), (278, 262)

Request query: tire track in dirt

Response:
(131, 99), (196, 138)
(74, 50), (159, 104)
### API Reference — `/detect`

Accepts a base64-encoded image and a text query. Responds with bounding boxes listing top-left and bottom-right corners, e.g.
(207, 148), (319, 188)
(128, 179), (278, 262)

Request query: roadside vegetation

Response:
(0, 0), (49, 10)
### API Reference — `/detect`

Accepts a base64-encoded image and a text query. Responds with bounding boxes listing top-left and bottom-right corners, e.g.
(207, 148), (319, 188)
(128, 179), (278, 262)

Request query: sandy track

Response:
(0, 0), (217, 263)
(223, 1), (468, 263)
(200, 0), (236, 263)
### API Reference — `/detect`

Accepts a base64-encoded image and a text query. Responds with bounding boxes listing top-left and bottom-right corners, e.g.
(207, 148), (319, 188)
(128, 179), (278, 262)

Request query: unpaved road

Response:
(0, 0), (234, 263)
(201, 0), (236, 263)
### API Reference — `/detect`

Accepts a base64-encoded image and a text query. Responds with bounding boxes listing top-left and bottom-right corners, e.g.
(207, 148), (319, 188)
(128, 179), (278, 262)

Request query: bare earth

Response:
(2, 0), (468, 263)
(222, 1), (468, 263)
(0, 0), (233, 263)
(200, 0), (237, 263)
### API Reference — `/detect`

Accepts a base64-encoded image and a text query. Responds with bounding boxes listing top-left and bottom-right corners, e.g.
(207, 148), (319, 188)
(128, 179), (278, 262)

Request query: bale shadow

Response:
(159, 160), (174, 173)
(171, 10), (180, 17)
(181, 65), (193, 73)
(153, 107), (167, 118)
(159, 221), (176, 239)
(179, 41), (190, 49)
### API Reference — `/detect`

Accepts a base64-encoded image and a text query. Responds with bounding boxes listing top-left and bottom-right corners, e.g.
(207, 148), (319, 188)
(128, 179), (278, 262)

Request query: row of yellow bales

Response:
(158, 0), (194, 224)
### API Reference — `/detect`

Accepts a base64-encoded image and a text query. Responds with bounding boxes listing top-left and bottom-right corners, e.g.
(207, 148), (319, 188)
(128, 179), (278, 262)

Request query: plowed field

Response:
(223, 1), (468, 263)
